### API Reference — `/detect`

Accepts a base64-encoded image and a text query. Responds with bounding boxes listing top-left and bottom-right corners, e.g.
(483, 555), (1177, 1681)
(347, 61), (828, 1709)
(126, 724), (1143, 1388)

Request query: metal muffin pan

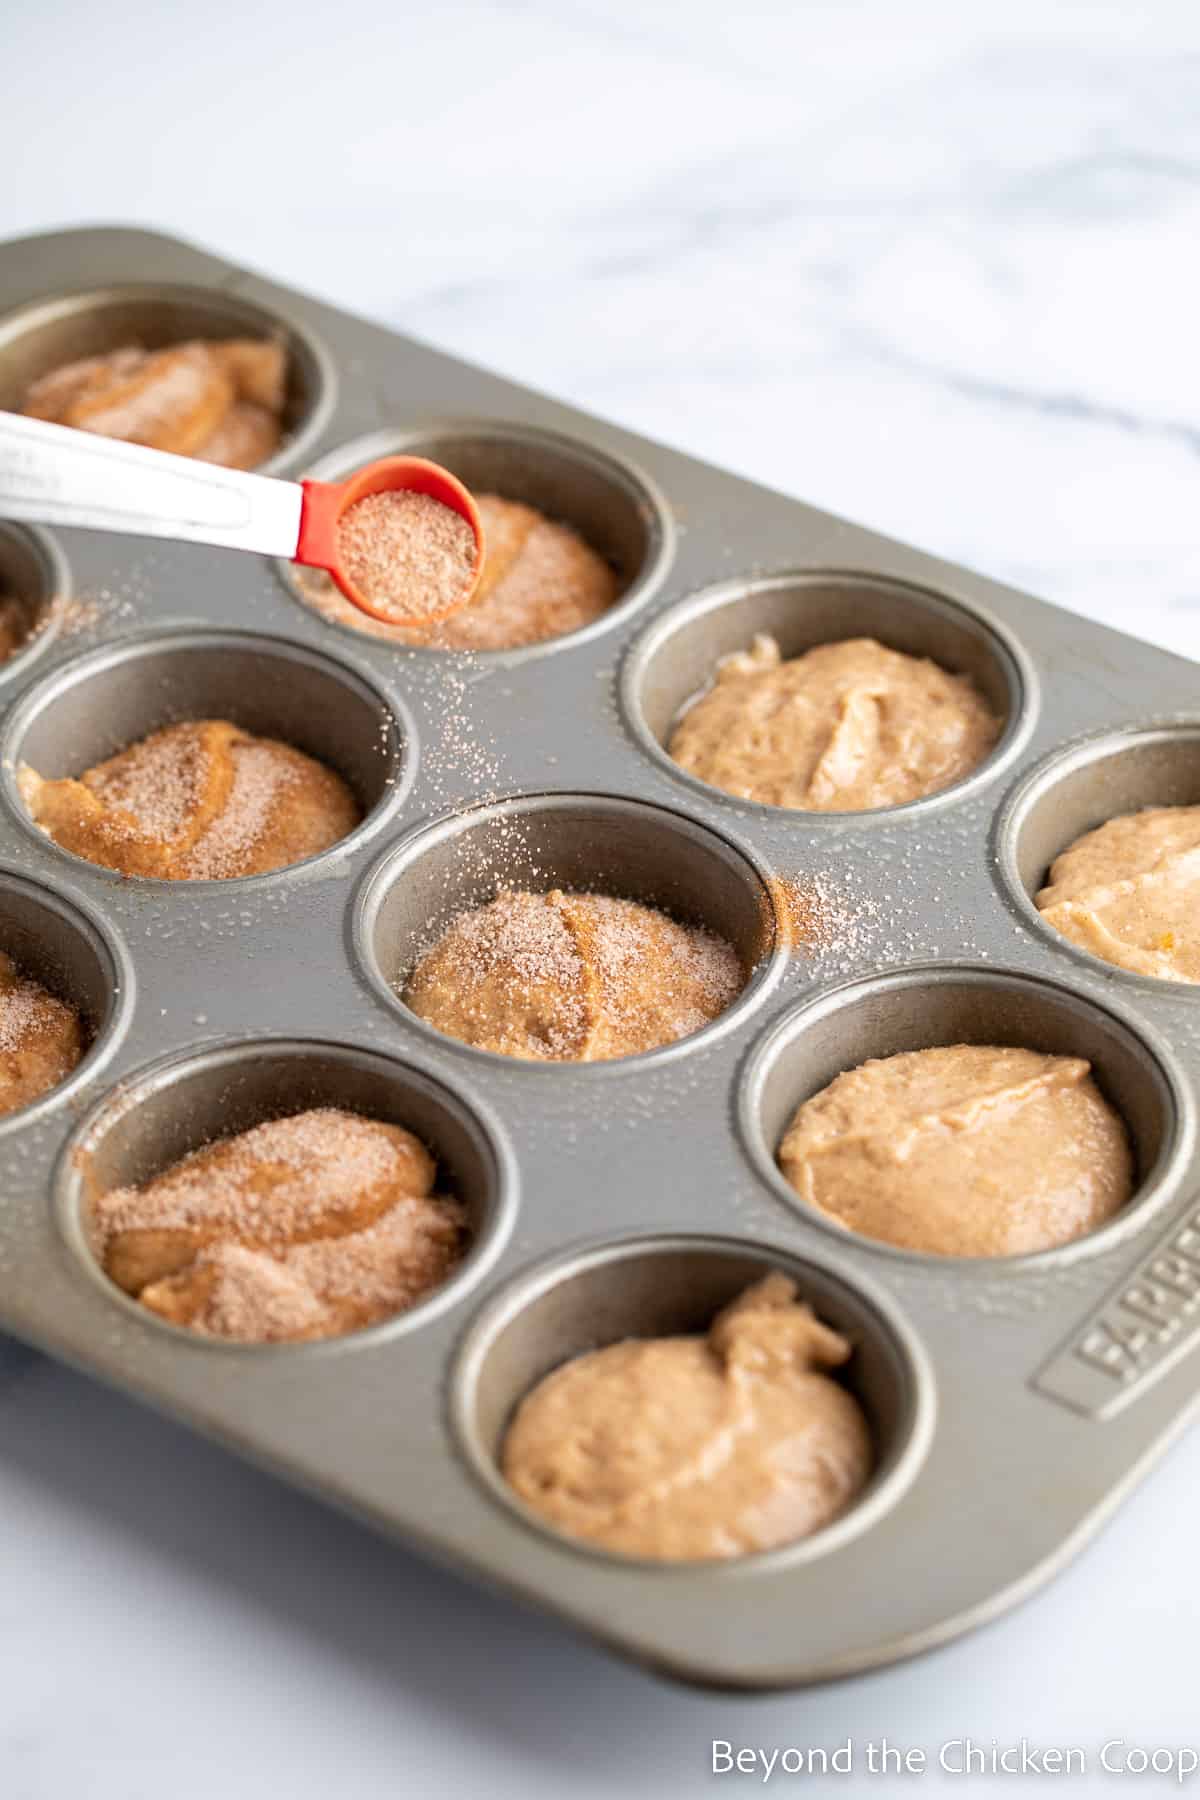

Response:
(1, 226), (1200, 1688)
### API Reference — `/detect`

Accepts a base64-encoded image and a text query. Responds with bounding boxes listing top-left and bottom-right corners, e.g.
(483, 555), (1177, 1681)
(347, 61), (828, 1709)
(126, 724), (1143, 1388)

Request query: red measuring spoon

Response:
(0, 414), (486, 628)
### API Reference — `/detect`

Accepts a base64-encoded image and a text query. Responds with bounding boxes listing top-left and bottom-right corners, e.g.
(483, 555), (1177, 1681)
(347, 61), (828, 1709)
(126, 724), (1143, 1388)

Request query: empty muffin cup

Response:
(0, 282), (331, 474)
(1, 629), (409, 881)
(741, 965), (1189, 1264)
(356, 792), (784, 1065)
(451, 1233), (933, 1566)
(622, 570), (1033, 816)
(58, 1038), (516, 1344)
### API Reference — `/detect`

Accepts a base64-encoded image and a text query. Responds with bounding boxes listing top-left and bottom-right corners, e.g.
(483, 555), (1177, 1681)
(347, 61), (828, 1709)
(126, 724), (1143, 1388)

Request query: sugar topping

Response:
(0, 950), (86, 1116)
(97, 1108), (417, 1244)
(184, 741), (296, 879)
(76, 344), (221, 446)
(22, 720), (357, 882)
(0, 977), (45, 1054)
(22, 337), (288, 471)
(87, 721), (208, 845)
(93, 1107), (468, 1344)
(405, 888), (743, 1062)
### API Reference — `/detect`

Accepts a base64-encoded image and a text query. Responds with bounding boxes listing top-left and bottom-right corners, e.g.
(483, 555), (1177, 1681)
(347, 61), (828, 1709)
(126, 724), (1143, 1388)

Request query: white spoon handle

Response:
(0, 411), (303, 557)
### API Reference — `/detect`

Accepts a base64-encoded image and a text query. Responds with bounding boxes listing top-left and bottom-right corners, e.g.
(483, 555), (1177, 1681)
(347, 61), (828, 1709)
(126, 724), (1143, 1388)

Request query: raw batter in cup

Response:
(669, 635), (1000, 810)
(21, 337), (290, 470)
(19, 719), (360, 880)
(299, 494), (620, 650)
(1036, 805), (1200, 982)
(0, 950), (85, 1117)
(91, 1107), (468, 1343)
(503, 1273), (872, 1562)
(778, 1044), (1133, 1257)
(404, 887), (743, 1061)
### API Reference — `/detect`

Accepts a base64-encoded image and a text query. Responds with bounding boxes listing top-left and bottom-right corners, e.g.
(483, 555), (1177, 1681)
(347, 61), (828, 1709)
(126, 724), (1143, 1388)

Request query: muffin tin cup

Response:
(279, 420), (674, 661)
(620, 568), (1037, 821)
(354, 789), (786, 1070)
(3, 227), (1200, 1686)
(739, 964), (1194, 1269)
(0, 865), (132, 1132)
(450, 1232), (935, 1571)
(55, 1037), (518, 1352)
(0, 626), (413, 886)
(0, 280), (335, 476)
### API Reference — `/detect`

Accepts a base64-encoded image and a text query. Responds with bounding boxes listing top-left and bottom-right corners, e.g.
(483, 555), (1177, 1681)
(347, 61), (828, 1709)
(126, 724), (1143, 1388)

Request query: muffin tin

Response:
(0, 225), (1198, 1688)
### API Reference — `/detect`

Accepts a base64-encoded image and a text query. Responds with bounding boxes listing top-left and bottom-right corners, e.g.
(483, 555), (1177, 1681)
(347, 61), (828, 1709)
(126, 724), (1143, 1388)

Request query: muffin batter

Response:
(21, 337), (289, 470)
(1036, 805), (1200, 982)
(0, 950), (85, 1117)
(19, 719), (360, 880)
(668, 635), (1001, 810)
(300, 494), (620, 649)
(404, 888), (743, 1061)
(502, 1274), (872, 1561)
(779, 1045), (1133, 1257)
(91, 1108), (468, 1344)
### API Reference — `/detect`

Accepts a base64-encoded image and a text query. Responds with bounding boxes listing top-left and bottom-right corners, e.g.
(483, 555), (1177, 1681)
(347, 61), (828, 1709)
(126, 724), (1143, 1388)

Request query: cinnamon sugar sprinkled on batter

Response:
(0, 950), (86, 1116)
(405, 888), (743, 1062)
(76, 345), (216, 446)
(22, 338), (288, 471)
(92, 1108), (468, 1343)
(185, 743), (296, 880)
(0, 981), (45, 1054)
(19, 720), (358, 881)
(89, 723), (208, 844)
(336, 491), (477, 623)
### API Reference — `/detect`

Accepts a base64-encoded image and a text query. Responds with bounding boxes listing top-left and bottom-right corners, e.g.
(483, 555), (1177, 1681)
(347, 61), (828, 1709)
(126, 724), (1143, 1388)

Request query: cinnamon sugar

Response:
(335, 491), (477, 623)
(193, 1198), (464, 1341)
(773, 874), (852, 955)
(88, 722), (208, 845)
(0, 979), (46, 1054)
(456, 889), (585, 991)
(185, 742), (296, 879)
(22, 337), (288, 471)
(405, 888), (743, 1062)
(21, 720), (358, 881)
(76, 344), (218, 446)
(98, 1108), (409, 1243)
(0, 950), (86, 1116)
(444, 890), (590, 1058)
(93, 1108), (468, 1344)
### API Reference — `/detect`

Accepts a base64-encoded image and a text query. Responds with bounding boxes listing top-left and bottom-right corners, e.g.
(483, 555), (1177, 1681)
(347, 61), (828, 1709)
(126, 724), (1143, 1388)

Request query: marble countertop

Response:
(2, 2), (1199, 1794)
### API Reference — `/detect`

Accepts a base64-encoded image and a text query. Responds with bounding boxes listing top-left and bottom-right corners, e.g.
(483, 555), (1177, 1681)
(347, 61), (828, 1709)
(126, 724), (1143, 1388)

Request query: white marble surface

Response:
(3, 2), (1200, 1794)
